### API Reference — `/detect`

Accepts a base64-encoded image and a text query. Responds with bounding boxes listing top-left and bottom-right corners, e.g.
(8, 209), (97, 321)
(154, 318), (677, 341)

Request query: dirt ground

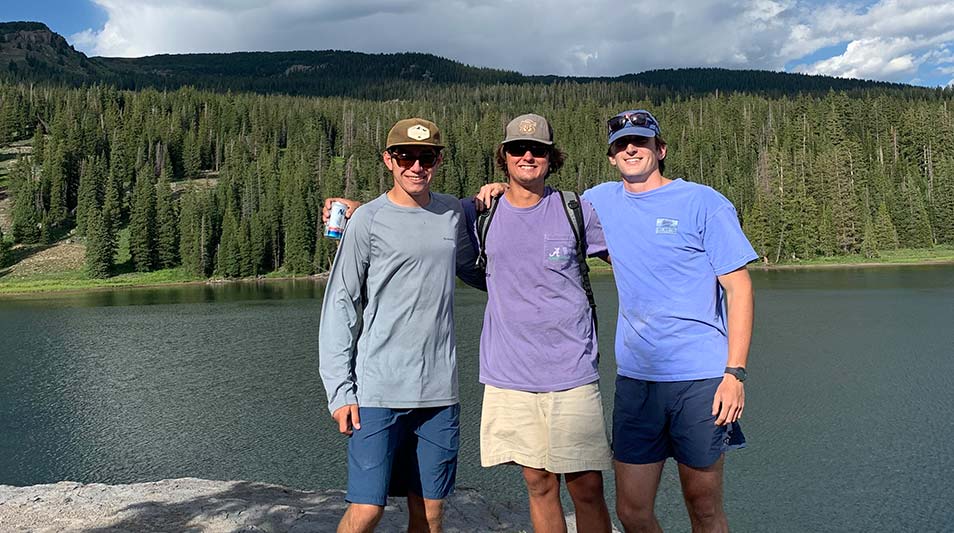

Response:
(1, 242), (85, 279)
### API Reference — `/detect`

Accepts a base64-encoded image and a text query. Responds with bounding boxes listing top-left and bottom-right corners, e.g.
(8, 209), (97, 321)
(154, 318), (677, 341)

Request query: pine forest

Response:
(1, 80), (953, 279)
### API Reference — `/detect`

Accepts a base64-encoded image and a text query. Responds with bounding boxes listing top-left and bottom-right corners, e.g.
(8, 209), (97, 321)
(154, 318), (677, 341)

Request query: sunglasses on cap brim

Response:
(607, 112), (657, 136)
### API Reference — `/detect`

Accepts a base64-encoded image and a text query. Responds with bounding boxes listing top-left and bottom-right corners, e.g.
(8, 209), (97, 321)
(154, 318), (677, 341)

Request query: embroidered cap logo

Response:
(406, 125), (431, 141)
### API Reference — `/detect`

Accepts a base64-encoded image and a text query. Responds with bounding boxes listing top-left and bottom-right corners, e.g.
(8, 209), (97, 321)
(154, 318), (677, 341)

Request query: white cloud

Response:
(789, 0), (954, 82)
(65, 0), (954, 85)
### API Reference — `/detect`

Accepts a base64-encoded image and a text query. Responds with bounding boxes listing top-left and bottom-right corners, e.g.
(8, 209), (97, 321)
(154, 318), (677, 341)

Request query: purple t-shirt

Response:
(479, 187), (608, 392)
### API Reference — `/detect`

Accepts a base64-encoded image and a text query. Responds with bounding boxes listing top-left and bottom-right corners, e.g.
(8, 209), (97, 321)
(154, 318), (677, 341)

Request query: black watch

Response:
(724, 367), (747, 382)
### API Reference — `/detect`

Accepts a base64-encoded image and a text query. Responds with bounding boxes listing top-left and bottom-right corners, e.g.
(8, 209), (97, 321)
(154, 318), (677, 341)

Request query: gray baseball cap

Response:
(502, 113), (554, 145)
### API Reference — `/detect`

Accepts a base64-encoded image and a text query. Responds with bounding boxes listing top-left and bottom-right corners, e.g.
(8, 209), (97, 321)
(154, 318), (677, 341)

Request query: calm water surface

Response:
(1, 267), (953, 531)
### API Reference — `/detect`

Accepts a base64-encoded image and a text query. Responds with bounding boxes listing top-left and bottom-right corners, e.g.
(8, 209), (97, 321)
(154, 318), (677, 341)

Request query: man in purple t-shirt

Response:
(474, 114), (613, 533)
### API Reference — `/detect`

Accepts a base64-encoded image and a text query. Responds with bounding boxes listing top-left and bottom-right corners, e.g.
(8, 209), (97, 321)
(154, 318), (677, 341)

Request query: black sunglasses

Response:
(607, 112), (657, 135)
(504, 142), (550, 158)
(389, 149), (440, 169)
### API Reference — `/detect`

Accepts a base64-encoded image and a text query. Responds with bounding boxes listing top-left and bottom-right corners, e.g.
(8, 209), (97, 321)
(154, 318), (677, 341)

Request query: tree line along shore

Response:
(1, 81), (953, 293)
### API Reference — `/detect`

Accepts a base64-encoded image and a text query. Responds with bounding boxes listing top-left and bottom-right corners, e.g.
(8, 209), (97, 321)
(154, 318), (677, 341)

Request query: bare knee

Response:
(523, 468), (560, 498)
(566, 471), (606, 505)
(683, 490), (724, 526)
(678, 460), (726, 530)
(616, 494), (657, 531)
(339, 503), (385, 533)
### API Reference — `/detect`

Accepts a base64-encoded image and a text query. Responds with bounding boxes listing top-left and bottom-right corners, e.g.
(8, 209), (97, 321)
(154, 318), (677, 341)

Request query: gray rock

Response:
(0, 478), (546, 532)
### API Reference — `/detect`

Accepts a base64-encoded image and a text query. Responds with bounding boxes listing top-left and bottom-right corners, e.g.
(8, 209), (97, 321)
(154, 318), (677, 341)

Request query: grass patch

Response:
(771, 245), (954, 267)
(584, 246), (954, 273)
(0, 266), (204, 294)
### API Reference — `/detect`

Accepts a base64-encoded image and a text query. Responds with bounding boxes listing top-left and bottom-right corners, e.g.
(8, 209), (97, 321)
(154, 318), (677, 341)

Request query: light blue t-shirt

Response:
(582, 179), (758, 381)
(318, 192), (485, 414)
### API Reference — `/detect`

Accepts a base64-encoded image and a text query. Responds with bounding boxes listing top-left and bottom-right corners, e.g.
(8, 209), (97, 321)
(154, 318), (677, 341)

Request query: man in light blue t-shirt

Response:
(583, 110), (757, 532)
(319, 118), (485, 533)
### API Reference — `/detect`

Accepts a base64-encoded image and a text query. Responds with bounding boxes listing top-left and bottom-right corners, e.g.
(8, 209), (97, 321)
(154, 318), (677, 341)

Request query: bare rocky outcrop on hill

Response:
(0, 22), (103, 81)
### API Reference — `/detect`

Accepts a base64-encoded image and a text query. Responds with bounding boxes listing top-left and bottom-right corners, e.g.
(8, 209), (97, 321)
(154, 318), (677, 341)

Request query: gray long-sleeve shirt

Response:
(318, 192), (485, 414)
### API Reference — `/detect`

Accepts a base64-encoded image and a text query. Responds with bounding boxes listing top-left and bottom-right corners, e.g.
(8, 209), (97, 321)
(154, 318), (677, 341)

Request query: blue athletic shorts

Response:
(346, 404), (460, 506)
(612, 375), (746, 468)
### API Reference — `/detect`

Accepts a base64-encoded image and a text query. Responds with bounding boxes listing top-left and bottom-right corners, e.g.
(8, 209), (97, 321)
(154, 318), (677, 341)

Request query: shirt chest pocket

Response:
(544, 236), (576, 272)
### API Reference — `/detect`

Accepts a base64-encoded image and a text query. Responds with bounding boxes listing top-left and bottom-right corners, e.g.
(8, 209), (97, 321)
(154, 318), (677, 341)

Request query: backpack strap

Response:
(475, 194), (500, 269)
(558, 190), (598, 334)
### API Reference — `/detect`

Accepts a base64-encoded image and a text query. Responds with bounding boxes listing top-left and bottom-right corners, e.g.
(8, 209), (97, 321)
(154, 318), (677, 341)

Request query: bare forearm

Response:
(720, 268), (754, 368)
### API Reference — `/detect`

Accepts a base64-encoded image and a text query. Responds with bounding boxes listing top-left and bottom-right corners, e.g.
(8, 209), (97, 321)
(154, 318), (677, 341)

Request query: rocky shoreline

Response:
(0, 478), (552, 532)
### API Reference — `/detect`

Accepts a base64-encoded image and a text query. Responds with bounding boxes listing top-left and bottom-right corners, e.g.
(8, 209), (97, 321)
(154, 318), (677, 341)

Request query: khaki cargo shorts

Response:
(480, 382), (612, 473)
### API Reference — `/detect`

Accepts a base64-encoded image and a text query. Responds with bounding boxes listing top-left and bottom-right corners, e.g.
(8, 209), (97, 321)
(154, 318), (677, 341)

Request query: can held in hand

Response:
(324, 201), (348, 239)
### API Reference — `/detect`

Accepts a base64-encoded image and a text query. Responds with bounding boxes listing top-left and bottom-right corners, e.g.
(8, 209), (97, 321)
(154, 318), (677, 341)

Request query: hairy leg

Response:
(338, 503), (385, 533)
(677, 456), (728, 533)
(614, 460), (665, 533)
(407, 493), (444, 533)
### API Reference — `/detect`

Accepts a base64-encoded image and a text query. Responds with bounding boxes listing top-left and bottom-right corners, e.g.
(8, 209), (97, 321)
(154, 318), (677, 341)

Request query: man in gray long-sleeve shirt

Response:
(319, 117), (484, 533)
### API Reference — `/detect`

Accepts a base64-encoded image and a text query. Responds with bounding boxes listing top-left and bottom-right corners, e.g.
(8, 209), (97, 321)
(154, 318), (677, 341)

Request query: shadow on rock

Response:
(0, 478), (531, 533)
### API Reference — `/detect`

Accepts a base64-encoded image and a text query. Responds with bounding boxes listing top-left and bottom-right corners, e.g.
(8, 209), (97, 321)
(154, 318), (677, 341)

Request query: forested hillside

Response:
(1, 79), (952, 279)
(2, 22), (946, 100)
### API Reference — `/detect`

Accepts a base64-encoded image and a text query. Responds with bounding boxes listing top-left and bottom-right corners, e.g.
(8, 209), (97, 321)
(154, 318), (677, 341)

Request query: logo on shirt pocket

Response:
(544, 237), (574, 271)
(656, 218), (679, 235)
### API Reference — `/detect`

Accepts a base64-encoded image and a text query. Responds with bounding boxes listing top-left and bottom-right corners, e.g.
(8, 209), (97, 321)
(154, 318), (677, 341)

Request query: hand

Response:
(474, 183), (508, 211)
(711, 376), (745, 426)
(323, 198), (361, 224)
(332, 403), (361, 435)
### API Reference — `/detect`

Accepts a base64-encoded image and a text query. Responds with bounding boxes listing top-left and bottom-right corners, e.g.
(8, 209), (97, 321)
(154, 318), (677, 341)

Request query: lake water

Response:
(2, 266), (953, 531)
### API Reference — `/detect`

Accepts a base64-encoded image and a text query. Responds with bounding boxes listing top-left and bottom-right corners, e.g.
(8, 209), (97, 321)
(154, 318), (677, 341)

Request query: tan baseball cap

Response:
(502, 113), (554, 145)
(386, 118), (444, 149)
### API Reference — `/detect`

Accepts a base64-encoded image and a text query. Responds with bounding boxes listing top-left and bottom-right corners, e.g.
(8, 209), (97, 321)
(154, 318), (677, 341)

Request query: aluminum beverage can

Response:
(324, 201), (348, 239)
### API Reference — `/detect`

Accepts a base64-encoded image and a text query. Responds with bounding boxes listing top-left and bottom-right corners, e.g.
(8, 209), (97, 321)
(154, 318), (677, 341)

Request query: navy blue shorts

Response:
(612, 375), (746, 468)
(346, 404), (460, 506)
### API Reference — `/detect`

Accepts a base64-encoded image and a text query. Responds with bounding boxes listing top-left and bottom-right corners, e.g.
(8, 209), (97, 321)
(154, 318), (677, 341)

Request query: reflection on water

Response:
(1, 267), (953, 531)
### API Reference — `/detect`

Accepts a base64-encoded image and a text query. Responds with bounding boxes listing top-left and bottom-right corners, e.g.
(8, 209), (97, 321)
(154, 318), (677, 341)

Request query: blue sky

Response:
(3, 0), (953, 87)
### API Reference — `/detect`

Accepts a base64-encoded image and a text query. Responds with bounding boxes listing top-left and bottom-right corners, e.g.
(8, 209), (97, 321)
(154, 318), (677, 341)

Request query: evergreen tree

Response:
(10, 158), (42, 244)
(75, 155), (107, 237)
(178, 191), (213, 276)
(84, 206), (113, 278)
(282, 164), (313, 275)
(0, 224), (8, 267)
(898, 176), (934, 248)
(861, 210), (879, 259)
(216, 205), (241, 277)
(129, 166), (157, 271)
(874, 200), (899, 250)
(931, 158), (954, 244)
(43, 142), (69, 228)
(183, 128), (202, 179)
(155, 176), (179, 268)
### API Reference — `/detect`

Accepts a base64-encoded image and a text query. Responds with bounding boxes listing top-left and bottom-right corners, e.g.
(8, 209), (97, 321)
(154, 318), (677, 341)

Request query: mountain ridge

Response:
(0, 21), (936, 98)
